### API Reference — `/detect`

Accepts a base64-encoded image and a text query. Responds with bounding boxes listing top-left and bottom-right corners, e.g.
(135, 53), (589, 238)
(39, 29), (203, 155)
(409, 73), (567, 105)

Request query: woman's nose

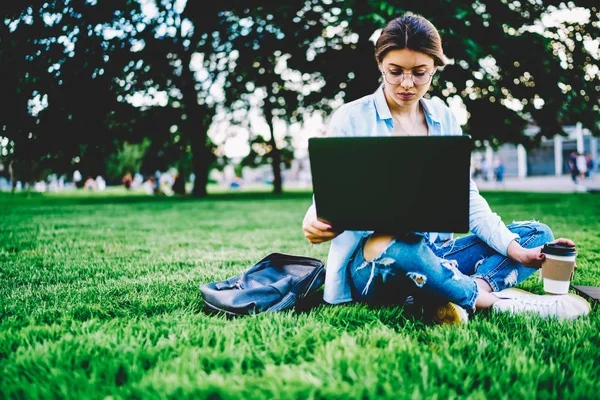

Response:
(401, 74), (414, 89)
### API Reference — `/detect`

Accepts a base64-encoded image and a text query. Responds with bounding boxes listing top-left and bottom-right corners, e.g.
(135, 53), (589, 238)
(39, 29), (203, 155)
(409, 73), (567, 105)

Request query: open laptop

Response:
(308, 136), (473, 234)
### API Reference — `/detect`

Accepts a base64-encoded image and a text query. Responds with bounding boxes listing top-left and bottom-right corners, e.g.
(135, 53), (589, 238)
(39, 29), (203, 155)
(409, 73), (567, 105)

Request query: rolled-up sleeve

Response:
(468, 179), (518, 256)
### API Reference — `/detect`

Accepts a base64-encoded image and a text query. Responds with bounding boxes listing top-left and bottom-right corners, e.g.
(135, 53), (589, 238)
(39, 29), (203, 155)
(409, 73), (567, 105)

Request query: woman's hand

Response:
(302, 205), (339, 244)
(507, 238), (577, 269)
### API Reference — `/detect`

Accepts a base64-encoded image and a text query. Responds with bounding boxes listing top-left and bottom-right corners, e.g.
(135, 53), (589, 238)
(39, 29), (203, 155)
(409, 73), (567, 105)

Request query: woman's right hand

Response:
(302, 205), (339, 244)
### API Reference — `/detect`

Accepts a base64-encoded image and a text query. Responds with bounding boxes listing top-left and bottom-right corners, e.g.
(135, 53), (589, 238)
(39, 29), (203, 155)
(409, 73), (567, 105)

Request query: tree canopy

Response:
(1, 0), (598, 194)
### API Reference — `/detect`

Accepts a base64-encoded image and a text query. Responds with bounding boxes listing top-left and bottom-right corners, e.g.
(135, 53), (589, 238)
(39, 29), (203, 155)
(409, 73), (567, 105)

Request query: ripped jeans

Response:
(349, 222), (554, 313)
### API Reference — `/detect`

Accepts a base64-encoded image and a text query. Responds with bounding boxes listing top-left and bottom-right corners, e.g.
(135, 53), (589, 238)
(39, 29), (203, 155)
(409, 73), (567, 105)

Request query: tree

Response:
(0, 0), (145, 186)
(221, 1), (331, 194)
(307, 0), (599, 145)
(116, 1), (239, 197)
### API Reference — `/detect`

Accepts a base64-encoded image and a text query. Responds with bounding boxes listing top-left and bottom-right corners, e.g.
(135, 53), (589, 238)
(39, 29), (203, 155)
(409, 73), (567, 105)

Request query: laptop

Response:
(308, 135), (473, 234)
(571, 285), (600, 303)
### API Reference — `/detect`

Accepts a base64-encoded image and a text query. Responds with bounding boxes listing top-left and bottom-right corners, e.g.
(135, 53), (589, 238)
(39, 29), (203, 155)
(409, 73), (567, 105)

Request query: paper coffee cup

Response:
(541, 244), (577, 294)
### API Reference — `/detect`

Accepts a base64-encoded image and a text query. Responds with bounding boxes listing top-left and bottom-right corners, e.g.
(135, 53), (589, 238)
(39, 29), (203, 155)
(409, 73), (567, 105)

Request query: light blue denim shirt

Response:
(321, 85), (519, 304)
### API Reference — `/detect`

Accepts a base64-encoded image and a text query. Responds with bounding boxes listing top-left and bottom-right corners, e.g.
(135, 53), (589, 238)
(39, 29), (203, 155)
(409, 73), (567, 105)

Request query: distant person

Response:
(568, 151), (579, 183)
(95, 175), (106, 191)
(83, 176), (97, 190)
(585, 153), (594, 178)
(122, 172), (133, 189)
(494, 157), (505, 184)
(159, 171), (175, 196)
(143, 176), (160, 195)
(73, 169), (83, 188)
(576, 152), (588, 181)
(480, 159), (489, 181)
(230, 176), (244, 190)
(172, 173), (186, 195)
(34, 181), (47, 193)
(302, 14), (589, 324)
(133, 173), (144, 189)
(471, 159), (482, 180)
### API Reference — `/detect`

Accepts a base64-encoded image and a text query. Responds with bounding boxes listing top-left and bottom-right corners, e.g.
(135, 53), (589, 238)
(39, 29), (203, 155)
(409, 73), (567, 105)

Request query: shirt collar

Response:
(374, 85), (392, 121)
(373, 84), (441, 125)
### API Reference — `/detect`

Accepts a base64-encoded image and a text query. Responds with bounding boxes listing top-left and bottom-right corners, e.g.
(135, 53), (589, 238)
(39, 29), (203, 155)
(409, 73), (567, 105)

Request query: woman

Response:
(302, 15), (589, 323)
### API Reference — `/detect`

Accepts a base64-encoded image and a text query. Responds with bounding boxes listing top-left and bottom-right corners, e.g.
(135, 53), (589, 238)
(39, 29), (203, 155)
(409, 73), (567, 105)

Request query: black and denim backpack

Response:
(200, 253), (325, 315)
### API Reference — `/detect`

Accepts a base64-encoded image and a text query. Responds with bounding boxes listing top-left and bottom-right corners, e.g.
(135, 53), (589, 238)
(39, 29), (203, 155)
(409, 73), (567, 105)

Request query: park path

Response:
(474, 174), (600, 193)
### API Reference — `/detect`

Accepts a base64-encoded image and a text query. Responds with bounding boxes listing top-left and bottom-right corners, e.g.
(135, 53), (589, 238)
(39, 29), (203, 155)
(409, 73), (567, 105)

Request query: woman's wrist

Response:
(506, 240), (524, 263)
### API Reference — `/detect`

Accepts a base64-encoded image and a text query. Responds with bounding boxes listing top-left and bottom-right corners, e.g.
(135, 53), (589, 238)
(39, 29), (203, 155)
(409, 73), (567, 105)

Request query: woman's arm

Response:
(302, 106), (353, 244)
(468, 179), (519, 257)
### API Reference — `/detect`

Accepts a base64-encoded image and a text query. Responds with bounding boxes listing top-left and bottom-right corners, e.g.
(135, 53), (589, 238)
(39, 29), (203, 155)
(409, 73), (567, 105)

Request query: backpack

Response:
(200, 253), (326, 315)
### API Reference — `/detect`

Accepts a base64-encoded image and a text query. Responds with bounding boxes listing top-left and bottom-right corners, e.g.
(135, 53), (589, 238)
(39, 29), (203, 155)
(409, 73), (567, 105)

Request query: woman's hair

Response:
(374, 15), (446, 67)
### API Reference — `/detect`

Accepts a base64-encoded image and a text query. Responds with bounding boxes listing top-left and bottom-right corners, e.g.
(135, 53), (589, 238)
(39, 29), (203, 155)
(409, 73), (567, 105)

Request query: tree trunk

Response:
(263, 91), (283, 195)
(191, 139), (212, 198)
(179, 51), (213, 198)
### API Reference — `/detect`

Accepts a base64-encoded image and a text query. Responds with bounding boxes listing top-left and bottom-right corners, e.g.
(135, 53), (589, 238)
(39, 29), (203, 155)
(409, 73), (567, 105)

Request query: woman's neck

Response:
(390, 103), (420, 118)
(383, 88), (420, 118)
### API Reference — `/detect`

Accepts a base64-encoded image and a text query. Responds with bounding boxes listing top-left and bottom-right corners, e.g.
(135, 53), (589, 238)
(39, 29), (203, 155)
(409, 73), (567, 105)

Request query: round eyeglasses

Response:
(382, 69), (435, 86)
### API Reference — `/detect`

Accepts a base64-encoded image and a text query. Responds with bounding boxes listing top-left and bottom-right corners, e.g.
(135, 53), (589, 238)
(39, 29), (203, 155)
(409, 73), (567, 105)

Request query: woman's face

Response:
(379, 48), (436, 108)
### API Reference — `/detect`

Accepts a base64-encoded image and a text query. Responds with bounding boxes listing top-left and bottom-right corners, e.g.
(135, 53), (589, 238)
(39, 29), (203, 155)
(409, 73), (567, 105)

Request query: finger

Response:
(304, 225), (336, 242)
(312, 219), (334, 232)
(303, 223), (327, 238)
(551, 238), (576, 247)
(306, 233), (334, 244)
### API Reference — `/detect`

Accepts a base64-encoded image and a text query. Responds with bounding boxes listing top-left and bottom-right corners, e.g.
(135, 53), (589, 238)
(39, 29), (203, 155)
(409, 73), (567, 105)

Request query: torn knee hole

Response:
(407, 272), (427, 288)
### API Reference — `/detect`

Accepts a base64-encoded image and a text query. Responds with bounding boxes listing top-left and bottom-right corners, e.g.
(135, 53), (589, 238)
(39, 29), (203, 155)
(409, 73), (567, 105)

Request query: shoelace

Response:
(505, 297), (560, 314)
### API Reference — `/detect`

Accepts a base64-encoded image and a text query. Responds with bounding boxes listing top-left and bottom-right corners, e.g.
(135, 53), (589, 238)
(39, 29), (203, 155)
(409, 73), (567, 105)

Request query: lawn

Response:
(1, 189), (599, 399)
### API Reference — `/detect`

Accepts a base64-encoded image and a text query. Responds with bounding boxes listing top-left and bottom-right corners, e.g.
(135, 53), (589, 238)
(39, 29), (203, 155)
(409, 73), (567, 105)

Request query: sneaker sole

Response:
(433, 303), (468, 325)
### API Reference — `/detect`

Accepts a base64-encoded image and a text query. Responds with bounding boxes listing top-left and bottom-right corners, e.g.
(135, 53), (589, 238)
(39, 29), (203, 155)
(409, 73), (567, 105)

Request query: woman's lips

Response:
(398, 93), (414, 100)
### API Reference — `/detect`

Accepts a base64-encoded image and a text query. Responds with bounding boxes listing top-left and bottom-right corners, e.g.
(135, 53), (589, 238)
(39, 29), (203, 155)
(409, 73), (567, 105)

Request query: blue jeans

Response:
(349, 222), (554, 312)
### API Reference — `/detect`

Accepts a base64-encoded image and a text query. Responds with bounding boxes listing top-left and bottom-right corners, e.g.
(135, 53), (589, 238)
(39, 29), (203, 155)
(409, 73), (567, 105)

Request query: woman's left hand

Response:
(508, 238), (577, 269)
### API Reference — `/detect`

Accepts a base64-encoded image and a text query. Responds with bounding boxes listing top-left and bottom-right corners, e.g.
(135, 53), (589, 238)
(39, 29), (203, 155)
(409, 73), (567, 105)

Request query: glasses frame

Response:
(381, 69), (436, 87)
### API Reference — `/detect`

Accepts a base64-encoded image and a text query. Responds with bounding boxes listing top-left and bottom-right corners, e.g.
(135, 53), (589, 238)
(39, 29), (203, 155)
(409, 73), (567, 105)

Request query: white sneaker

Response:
(492, 288), (591, 320)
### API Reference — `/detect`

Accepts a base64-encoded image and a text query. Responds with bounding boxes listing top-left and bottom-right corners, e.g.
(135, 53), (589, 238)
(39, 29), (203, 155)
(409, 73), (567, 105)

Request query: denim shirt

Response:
(322, 85), (519, 304)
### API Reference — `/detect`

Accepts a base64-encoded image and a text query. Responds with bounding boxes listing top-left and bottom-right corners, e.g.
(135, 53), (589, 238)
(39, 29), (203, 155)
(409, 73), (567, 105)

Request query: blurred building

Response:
(472, 123), (598, 178)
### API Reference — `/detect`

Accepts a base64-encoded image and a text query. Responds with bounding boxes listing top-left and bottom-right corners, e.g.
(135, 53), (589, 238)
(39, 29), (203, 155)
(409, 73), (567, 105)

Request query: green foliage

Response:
(309, 0), (600, 144)
(0, 0), (144, 179)
(105, 138), (152, 182)
(2, 1), (599, 192)
(1, 191), (599, 398)
(241, 135), (295, 169)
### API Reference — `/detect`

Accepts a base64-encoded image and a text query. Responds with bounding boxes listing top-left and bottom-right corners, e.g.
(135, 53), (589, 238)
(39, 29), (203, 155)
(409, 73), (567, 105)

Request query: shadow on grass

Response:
(0, 190), (313, 207)
(196, 289), (434, 329)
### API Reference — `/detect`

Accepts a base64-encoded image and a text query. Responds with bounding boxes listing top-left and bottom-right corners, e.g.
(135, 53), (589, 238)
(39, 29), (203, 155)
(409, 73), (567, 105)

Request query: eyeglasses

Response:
(381, 69), (435, 86)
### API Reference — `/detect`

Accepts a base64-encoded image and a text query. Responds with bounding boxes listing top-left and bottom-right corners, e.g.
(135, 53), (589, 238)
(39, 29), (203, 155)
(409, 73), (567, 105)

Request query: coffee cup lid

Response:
(542, 243), (577, 257)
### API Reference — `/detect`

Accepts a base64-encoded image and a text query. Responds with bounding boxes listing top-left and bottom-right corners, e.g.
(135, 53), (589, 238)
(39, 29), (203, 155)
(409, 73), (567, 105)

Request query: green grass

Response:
(1, 189), (599, 399)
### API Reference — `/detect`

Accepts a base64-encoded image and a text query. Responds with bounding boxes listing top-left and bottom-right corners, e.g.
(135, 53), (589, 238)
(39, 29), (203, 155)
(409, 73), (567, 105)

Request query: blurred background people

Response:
(576, 152), (588, 181)
(568, 151), (579, 183)
(122, 172), (133, 189)
(95, 175), (106, 191)
(83, 176), (97, 190)
(494, 157), (505, 184)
